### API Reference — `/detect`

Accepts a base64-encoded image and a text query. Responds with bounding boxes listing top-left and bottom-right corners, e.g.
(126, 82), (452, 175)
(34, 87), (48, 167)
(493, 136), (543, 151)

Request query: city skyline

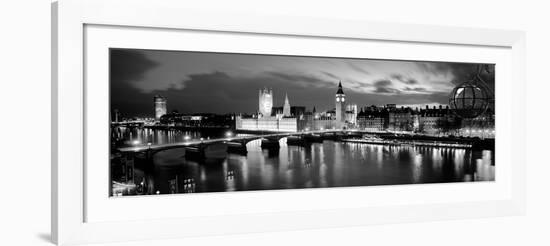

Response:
(110, 48), (496, 197)
(110, 48), (495, 117)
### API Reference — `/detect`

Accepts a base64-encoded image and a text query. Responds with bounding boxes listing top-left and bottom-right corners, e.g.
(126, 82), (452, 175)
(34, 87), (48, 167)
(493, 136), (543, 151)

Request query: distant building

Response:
(236, 116), (299, 132)
(113, 109), (120, 123)
(272, 106), (283, 117)
(419, 105), (450, 135)
(153, 95), (167, 121)
(357, 106), (387, 132)
(258, 88), (273, 117)
(160, 112), (234, 128)
(335, 81), (346, 124)
(290, 106), (306, 119)
(283, 93), (291, 117)
(312, 106), (320, 119)
(458, 108), (495, 139)
(345, 104), (358, 125)
(237, 82), (362, 132)
(388, 106), (413, 131)
(237, 89), (299, 132)
(354, 103), (493, 138)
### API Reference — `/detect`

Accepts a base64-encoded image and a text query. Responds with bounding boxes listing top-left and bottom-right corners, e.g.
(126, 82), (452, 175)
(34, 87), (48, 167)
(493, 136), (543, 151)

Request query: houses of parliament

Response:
(235, 80), (495, 138)
(236, 81), (358, 132)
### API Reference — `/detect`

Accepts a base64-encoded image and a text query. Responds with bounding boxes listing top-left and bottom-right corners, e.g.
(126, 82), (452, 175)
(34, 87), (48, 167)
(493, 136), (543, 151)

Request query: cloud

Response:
(346, 61), (370, 75)
(321, 71), (340, 80)
(110, 49), (158, 86)
(372, 79), (401, 94)
(110, 49), (161, 117)
(116, 71), (346, 114)
(417, 62), (494, 88)
(110, 48), (496, 117)
(265, 71), (335, 88)
(390, 74), (419, 85)
(374, 79), (392, 87)
(403, 87), (428, 92)
(112, 70), (459, 117)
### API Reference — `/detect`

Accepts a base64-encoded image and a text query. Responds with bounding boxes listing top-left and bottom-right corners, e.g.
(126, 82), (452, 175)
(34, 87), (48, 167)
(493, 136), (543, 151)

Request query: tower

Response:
(335, 81), (346, 123)
(283, 93), (291, 117)
(153, 95), (167, 121)
(258, 88), (273, 117)
(113, 109), (120, 123)
(313, 106), (319, 119)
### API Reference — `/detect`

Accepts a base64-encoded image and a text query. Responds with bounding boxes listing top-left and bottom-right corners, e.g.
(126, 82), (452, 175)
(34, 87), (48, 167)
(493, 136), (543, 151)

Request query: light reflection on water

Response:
(116, 128), (495, 195)
(147, 139), (494, 194)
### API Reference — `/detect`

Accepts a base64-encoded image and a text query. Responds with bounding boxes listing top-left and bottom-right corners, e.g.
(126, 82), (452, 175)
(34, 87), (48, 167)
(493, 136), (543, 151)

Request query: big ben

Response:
(335, 81), (345, 123)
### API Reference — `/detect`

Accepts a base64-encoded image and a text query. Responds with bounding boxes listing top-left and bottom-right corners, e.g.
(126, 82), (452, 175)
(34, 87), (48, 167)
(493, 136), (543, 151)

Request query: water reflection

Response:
(111, 128), (495, 196)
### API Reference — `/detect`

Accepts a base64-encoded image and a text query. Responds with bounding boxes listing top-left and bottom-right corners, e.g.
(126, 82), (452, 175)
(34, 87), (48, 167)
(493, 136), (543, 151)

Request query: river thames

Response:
(111, 128), (495, 196)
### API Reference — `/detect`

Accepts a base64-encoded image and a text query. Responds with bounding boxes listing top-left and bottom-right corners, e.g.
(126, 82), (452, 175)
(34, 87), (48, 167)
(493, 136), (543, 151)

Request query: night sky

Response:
(110, 48), (495, 118)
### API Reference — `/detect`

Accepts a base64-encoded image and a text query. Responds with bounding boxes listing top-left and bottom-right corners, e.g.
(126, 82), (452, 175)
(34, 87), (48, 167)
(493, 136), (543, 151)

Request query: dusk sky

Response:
(110, 48), (494, 117)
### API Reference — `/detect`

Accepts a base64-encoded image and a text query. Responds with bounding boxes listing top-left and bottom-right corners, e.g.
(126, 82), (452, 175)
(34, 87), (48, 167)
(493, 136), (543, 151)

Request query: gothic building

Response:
(335, 81), (346, 124)
(283, 93), (291, 117)
(153, 95), (167, 121)
(258, 88), (273, 117)
(237, 82), (357, 132)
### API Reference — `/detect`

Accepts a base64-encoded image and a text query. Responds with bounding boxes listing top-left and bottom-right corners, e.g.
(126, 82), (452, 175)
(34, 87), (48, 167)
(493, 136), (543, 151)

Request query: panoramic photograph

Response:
(109, 48), (495, 196)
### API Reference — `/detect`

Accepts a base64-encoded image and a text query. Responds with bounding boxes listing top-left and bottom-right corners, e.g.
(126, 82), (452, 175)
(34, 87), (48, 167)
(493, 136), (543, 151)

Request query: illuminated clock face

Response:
(336, 97), (340, 102)
(341, 98), (345, 102)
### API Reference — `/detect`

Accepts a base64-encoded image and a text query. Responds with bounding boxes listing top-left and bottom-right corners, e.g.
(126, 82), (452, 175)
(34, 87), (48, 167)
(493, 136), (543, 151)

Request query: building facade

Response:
(458, 108), (495, 139)
(419, 105), (450, 135)
(357, 106), (388, 132)
(388, 106), (413, 131)
(283, 93), (291, 117)
(236, 116), (299, 132)
(335, 81), (346, 124)
(258, 88), (273, 117)
(345, 103), (358, 125)
(237, 90), (301, 132)
(153, 95), (167, 121)
(290, 106), (306, 119)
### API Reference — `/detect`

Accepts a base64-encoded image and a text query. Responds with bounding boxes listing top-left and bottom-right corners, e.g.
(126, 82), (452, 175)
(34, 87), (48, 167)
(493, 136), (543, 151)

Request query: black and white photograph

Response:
(9, 0), (550, 245)
(109, 48), (495, 196)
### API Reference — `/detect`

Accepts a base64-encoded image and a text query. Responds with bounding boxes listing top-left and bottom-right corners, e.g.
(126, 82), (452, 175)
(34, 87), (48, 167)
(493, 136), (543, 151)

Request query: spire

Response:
(283, 92), (291, 117)
(284, 93), (289, 105)
(336, 80), (344, 95)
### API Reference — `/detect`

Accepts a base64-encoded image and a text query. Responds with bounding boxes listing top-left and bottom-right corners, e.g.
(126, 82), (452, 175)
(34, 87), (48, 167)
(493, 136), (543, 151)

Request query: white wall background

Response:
(0, 0), (548, 245)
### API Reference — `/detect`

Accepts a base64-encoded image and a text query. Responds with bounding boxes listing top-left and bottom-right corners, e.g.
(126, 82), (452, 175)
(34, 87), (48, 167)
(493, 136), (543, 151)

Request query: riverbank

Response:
(341, 138), (473, 149)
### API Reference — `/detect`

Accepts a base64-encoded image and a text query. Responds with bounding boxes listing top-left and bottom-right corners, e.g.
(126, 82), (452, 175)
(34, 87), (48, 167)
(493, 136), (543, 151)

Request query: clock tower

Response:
(335, 81), (345, 123)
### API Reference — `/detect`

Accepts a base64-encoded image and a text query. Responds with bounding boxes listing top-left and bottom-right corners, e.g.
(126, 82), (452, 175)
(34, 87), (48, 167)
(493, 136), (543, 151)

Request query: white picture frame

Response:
(52, 0), (526, 245)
